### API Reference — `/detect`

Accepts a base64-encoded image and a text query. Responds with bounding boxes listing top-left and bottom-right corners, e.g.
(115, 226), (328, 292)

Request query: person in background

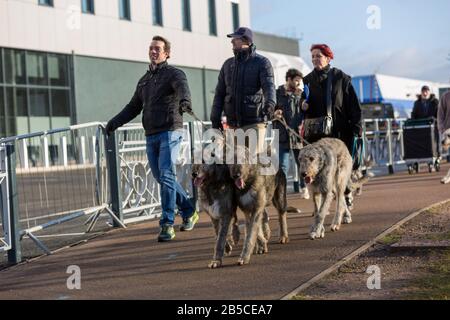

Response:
(437, 89), (450, 161)
(273, 68), (309, 199)
(411, 86), (439, 120)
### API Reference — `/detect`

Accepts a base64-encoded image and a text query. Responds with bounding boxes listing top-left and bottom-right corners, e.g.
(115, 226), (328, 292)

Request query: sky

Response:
(250, 0), (450, 83)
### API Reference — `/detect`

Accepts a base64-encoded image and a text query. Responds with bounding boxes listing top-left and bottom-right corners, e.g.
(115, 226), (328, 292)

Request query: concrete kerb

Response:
(280, 198), (450, 300)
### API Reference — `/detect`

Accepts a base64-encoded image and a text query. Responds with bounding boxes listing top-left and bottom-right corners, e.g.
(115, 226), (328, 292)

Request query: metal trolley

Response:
(403, 118), (441, 174)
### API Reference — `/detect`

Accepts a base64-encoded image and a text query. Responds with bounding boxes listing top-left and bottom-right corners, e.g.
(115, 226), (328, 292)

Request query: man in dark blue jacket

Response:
(210, 27), (276, 153)
(106, 36), (198, 242)
(411, 86), (439, 120)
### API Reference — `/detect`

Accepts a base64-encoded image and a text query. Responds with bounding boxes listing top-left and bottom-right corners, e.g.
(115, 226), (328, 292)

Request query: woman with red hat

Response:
(301, 44), (362, 153)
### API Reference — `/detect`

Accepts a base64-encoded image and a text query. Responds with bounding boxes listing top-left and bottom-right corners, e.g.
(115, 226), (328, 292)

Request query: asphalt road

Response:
(1, 165), (450, 300)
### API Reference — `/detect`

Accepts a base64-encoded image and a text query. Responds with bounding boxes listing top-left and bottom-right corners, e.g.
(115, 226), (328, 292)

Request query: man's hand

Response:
(212, 121), (224, 132)
(105, 120), (118, 136)
(274, 110), (283, 119)
(179, 101), (193, 115)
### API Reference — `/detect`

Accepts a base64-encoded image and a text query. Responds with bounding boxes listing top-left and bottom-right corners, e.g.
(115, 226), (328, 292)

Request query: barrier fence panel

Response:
(0, 145), (11, 254)
(1, 118), (446, 265)
(0, 123), (111, 264)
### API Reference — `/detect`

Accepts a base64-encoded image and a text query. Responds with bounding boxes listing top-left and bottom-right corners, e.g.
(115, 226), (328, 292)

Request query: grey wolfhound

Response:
(228, 147), (288, 266)
(298, 138), (353, 240)
(192, 162), (240, 269)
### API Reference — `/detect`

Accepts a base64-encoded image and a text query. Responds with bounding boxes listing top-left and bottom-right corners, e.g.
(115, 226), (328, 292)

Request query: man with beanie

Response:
(412, 86), (439, 120)
(210, 27), (276, 153)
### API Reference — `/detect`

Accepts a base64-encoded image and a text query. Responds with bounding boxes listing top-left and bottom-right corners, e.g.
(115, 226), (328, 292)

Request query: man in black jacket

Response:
(210, 27), (276, 153)
(411, 86), (439, 119)
(106, 36), (198, 242)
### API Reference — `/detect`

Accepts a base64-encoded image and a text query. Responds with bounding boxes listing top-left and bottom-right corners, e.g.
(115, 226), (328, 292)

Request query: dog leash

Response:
(272, 115), (311, 146)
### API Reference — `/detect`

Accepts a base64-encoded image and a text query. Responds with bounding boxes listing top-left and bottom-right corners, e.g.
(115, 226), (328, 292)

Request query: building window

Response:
(4, 49), (26, 85)
(27, 51), (48, 86)
(208, 0), (217, 36)
(38, 0), (53, 6)
(119, 0), (131, 20)
(0, 48), (73, 138)
(232, 2), (240, 31)
(181, 0), (192, 32)
(48, 54), (69, 86)
(51, 90), (71, 117)
(0, 88), (5, 137)
(0, 50), (3, 84)
(152, 0), (163, 26)
(81, 0), (95, 14)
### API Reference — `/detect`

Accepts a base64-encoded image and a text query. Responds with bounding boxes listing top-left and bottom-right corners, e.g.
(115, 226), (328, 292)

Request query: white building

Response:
(0, 0), (310, 137)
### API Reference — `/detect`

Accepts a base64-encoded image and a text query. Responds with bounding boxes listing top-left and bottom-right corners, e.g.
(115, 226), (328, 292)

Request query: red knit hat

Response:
(310, 44), (334, 60)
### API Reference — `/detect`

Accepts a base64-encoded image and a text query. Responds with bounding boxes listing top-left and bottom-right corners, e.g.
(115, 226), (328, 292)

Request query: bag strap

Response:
(325, 68), (334, 118)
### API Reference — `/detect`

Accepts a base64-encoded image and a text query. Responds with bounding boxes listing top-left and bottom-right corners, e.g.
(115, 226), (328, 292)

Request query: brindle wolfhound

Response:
(228, 147), (288, 266)
(192, 162), (240, 269)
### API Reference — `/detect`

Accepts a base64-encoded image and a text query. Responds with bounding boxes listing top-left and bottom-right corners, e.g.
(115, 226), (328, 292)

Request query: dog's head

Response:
(349, 169), (373, 191)
(192, 164), (211, 188)
(228, 145), (257, 190)
(192, 162), (232, 187)
(298, 145), (323, 185)
(442, 128), (450, 152)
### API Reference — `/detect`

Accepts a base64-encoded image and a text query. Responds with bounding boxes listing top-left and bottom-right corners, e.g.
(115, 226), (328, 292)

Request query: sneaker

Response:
(180, 211), (199, 232)
(158, 224), (176, 242)
(299, 188), (310, 200)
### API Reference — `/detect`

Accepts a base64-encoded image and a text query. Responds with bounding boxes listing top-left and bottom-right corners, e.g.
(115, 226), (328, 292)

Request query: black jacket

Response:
(303, 66), (362, 151)
(274, 85), (303, 149)
(210, 44), (276, 128)
(107, 62), (191, 136)
(411, 94), (439, 120)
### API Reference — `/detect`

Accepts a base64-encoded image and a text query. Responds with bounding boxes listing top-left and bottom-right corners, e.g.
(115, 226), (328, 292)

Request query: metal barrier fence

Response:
(0, 146), (12, 254)
(1, 117), (441, 265)
(363, 118), (406, 174)
(0, 123), (114, 264)
(362, 118), (447, 173)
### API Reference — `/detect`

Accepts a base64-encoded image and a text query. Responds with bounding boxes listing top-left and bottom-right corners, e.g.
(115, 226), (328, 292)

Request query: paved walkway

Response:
(1, 166), (450, 300)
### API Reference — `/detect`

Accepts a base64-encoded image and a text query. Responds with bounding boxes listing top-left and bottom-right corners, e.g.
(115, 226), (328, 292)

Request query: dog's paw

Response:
(255, 243), (268, 255)
(279, 236), (289, 244)
(309, 232), (319, 240)
(237, 258), (250, 266)
(309, 233), (318, 240)
(310, 224), (325, 239)
(208, 260), (223, 269)
(343, 215), (353, 224)
(331, 224), (340, 232)
(319, 226), (325, 238)
(441, 178), (450, 184)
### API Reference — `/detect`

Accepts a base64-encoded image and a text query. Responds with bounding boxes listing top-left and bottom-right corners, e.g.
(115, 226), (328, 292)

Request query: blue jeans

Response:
(146, 130), (195, 227)
(279, 147), (292, 178)
(279, 147), (306, 189)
